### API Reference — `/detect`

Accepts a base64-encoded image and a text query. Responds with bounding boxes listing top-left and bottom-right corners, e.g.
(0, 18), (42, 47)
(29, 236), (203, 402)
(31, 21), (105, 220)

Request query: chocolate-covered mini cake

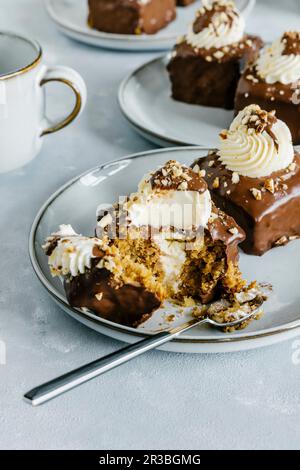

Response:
(43, 161), (260, 328)
(235, 32), (300, 144)
(88, 0), (176, 35)
(167, 0), (263, 109)
(193, 105), (300, 256)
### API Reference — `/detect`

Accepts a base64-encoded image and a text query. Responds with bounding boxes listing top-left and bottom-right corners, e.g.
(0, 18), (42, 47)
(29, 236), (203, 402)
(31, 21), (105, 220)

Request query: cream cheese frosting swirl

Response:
(126, 161), (212, 232)
(218, 105), (294, 178)
(256, 33), (300, 85)
(45, 225), (103, 277)
(186, 0), (245, 50)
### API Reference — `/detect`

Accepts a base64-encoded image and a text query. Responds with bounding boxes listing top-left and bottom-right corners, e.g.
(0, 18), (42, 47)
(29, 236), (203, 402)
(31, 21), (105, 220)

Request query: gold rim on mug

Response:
(40, 77), (83, 136)
(0, 31), (42, 80)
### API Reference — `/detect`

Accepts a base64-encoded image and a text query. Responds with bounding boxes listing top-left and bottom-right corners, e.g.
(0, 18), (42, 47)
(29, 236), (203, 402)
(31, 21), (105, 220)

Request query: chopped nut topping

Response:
(208, 160), (215, 167)
(264, 178), (275, 194)
(275, 236), (288, 246)
(178, 181), (188, 190)
(228, 227), (239, 235)
(214, 51), (225, 60)
(250, 188), (262, 200)
(172, 166), (183, 178)
(212, 177), (220, 189)
(231, 172), (240, 184)
(209, 212), (219, 222)
(192, 164), (200, 173)
(199, 169), (206, 178)
(95, 292), (103, 301)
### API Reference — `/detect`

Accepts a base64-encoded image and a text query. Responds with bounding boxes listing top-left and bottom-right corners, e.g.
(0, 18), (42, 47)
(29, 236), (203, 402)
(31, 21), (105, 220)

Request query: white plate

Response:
(119, 54), (239, 147)
(45, 0), (256, 51)
(30, 147), (300, 353)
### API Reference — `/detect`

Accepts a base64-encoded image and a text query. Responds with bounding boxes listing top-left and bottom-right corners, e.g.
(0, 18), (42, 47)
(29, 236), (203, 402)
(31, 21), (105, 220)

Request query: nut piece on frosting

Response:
(43, 160), (254, 328)
(193, 105), (300, 256)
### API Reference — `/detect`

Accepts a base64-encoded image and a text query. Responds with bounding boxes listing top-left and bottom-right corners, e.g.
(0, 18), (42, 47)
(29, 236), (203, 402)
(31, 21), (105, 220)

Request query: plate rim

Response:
(118, 54), (225, 147)
(118, 54), (202, 147)
(45, 0), (197, 44)
(45, 0), (256, 46)
(29, 146), (300, 345)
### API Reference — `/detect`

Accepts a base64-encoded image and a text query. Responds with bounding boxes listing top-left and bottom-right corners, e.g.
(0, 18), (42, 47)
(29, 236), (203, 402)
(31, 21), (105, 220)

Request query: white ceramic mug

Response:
(0, 31), (87, 173)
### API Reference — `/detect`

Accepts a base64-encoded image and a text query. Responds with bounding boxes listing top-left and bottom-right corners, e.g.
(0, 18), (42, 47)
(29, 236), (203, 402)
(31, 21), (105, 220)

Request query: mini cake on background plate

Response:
(167, 0), (263, 109)
(87, 0), (176, 35)
(192, 105), (300, 256)
(235, 32), (300, 144)
(43, 160), (263, 329)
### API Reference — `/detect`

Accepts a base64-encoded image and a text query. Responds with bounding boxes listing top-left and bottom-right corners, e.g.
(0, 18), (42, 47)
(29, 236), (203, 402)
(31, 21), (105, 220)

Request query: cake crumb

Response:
(232, 172), (240, 184)
(178, 181), (188, 190)
(264, 178), (275, 194)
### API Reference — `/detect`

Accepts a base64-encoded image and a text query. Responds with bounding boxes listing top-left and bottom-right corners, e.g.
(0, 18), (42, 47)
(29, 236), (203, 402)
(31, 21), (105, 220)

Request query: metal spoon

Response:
(24, 298), (263, 406)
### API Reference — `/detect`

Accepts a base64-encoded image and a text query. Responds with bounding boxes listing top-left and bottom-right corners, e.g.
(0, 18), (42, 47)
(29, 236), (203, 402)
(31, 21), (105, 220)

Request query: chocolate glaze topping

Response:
(194, 152), (300, 255)
(65, 262), (161, 327)
(176, 34), (262, 63)
(150, 160), (208, 192)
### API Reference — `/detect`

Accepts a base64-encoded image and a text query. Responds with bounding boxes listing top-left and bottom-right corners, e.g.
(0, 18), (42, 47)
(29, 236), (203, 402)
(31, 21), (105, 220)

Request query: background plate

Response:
(30, 147), (300, 353)
(45, 0), (256, 51)
(119, 55), (237, 147)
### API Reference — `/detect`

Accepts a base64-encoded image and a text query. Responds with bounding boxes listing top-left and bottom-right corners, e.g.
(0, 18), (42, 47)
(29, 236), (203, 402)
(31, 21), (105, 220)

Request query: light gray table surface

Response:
(0, 0), (300, 450)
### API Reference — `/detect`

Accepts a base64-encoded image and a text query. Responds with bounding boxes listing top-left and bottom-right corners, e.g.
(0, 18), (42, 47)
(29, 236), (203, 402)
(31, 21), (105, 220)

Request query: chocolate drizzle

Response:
(237, 106), (279, 151)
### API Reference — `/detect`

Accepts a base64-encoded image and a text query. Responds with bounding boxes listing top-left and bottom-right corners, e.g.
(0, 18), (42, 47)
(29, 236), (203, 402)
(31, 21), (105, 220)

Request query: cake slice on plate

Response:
(88, 0), (176, 35)
(192, 105), (300, 256)
(43, 160), (262, 328)
(167, 0), (263, 109)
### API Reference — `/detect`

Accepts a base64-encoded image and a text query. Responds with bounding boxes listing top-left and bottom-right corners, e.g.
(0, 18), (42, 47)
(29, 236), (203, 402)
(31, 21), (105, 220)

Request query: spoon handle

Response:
(24, 318), (205, 406)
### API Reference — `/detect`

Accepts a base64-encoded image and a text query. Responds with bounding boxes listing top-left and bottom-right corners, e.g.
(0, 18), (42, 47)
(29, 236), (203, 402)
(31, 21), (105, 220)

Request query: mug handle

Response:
(39, 66), (87, 137)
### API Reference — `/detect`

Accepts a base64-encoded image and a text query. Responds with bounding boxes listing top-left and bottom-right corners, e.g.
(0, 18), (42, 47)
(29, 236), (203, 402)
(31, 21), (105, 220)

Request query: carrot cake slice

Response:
(43, 160), (261, 327)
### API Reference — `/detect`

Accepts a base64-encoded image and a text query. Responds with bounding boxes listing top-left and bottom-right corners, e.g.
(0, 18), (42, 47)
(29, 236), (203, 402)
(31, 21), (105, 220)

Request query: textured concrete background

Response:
(0, 0), (300, 450)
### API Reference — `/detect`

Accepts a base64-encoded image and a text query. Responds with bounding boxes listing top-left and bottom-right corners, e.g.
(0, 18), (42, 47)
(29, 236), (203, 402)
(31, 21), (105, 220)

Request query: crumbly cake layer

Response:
(44, 160), (255, 329)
